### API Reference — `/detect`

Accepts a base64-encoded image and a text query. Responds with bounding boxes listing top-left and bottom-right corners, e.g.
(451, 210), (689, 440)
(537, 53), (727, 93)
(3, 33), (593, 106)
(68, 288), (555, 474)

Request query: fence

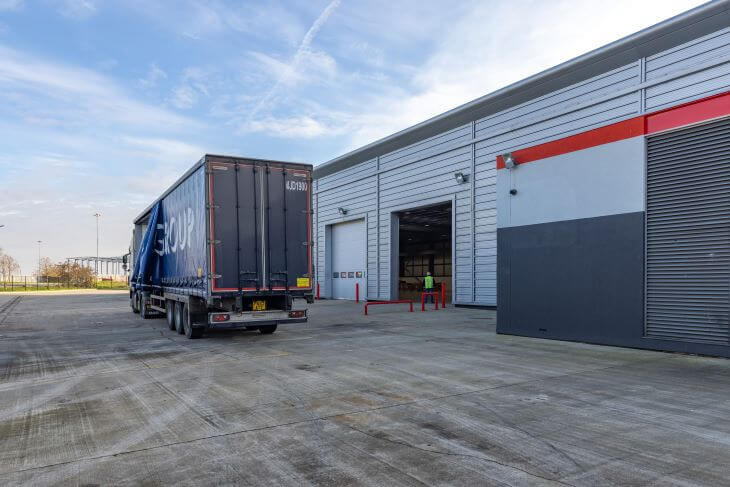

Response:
(0, 276), (128, 292)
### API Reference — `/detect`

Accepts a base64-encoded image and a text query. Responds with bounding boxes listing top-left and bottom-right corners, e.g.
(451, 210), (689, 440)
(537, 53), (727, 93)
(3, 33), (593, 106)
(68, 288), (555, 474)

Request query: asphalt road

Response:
(1, 293), (729, 486)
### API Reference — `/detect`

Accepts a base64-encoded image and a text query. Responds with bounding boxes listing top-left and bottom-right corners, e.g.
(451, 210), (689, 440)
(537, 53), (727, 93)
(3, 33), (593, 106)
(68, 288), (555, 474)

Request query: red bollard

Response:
(421, 292), (439, 311)
(441, 282), (446, 308)
(316, 282), (320, 300)
(355, 282), (360, 303)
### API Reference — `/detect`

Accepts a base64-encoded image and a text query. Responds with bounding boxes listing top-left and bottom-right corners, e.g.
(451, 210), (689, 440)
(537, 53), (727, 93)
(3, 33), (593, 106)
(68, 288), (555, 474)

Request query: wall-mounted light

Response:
(454, 172), (468, 184)
(337, 207), (348, 216)
(502, 153), (518, 169)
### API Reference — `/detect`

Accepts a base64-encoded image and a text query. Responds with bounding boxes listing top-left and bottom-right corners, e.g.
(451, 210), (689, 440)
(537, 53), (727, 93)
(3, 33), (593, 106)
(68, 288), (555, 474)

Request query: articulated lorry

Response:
(129, 154), (314, 338)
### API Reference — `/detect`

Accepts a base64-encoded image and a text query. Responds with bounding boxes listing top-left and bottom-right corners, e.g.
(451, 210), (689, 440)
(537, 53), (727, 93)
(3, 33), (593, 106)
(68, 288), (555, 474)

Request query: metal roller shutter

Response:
(646, 118), (730, 344)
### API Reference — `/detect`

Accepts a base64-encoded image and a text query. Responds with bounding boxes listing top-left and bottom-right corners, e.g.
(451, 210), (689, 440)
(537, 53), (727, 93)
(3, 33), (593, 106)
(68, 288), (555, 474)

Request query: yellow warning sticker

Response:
(297, 277), (311, 288)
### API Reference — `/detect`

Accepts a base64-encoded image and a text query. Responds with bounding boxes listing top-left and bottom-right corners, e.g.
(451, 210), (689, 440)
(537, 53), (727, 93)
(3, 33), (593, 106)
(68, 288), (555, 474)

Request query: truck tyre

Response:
(140, 295), (152, 319)
(132, 293), (140, 313)
(259, 325), (277, 334)
(174, 301), (185, 334)
(182, 304), (203, 339)
(166, 300), (176, 330)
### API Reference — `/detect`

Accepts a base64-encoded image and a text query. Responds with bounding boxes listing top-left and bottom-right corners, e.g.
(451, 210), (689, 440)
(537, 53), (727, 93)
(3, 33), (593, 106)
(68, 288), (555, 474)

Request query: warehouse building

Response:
(313, 1), (730, 357)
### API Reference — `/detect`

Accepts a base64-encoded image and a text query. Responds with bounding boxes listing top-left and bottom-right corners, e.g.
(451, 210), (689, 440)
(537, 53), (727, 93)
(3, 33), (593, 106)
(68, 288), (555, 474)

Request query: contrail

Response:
(247, 0), (341, 121)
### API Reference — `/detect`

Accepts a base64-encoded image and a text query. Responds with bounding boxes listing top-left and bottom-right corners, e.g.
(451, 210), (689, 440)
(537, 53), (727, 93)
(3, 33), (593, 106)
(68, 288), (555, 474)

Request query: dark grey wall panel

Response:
(498, 212), (645, 344)
(497, 211), (730, 357)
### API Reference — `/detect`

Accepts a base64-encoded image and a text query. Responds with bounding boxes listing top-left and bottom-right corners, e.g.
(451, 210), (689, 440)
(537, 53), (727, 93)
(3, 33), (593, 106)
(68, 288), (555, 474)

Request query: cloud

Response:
(168, 66), (209, 109)
(138, 63), (167, 88)
(0, 132), (207, 272)
(127, 1), (306, 46)
(0, 45), (194, 129)
(247, 0), (341, 120)
(98, 58), (118, 70)
(54, 0), (97, 19)
(0, 0), (22, 11)
(320, 0), (710, 151)
(170, 85), (197, 109)
(242, 115), (337, 139)
(121, 135), (204, 164)
(0, 45), (209, 272)
(250, 49), (337, 87)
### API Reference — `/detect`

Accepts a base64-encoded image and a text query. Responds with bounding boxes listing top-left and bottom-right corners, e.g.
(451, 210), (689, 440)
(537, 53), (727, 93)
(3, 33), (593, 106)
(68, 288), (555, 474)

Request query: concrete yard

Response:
(1, 293), (729, 486)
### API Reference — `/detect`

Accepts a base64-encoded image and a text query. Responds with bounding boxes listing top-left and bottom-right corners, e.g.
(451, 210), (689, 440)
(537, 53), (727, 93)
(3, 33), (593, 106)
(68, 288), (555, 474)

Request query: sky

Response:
(0, 0), (708, 274)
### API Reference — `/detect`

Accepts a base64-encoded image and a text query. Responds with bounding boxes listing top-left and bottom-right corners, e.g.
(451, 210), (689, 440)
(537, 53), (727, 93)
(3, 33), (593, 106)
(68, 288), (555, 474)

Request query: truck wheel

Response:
(182, 305), (203, 339)
(132, 293), (140, 313)
(166, 300), (176, 330)
(174, 301), (185, 334)
(140, 295), (152, 319)
(259, 325), (277, 335)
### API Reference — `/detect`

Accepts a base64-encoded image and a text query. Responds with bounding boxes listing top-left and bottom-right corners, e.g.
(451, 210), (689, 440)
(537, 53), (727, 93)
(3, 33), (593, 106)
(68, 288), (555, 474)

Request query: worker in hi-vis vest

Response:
(424, 272), (435, 303)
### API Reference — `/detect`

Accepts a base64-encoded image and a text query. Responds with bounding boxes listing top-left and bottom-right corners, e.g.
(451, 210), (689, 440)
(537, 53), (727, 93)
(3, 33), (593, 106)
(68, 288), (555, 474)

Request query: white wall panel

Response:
(645, 26), (730, 110)
(497, 137), (646, 229)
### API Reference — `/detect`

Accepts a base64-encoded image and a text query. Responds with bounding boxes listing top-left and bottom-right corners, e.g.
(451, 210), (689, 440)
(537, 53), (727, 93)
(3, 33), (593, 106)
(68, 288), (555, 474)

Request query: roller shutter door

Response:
(331, 220), (366, 300)
(646, 118), (730, 344)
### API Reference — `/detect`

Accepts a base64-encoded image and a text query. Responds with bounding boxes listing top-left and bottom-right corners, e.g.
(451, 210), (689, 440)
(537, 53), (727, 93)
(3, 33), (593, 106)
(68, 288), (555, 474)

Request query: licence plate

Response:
(252, 300), (267, 311)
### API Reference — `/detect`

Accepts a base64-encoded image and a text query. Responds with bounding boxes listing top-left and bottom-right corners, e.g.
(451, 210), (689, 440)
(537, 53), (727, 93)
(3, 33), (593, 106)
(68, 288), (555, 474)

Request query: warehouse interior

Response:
(397, 202), (452, 303)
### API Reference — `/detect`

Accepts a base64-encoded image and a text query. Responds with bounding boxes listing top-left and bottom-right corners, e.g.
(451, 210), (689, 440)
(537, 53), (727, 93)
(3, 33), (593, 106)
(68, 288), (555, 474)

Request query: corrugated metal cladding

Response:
(646, 118), (730, 344)
(314, 24), (730, 305)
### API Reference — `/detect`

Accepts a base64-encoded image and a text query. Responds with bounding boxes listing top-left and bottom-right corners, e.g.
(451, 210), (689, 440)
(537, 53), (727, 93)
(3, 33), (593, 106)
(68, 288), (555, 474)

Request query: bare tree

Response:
(0, 249), (21, 280)
(36, 257), (55, 278)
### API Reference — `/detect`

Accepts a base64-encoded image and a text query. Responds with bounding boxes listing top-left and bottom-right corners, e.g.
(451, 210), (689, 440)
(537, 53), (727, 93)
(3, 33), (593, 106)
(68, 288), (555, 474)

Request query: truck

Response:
(128, 154), (314, 338)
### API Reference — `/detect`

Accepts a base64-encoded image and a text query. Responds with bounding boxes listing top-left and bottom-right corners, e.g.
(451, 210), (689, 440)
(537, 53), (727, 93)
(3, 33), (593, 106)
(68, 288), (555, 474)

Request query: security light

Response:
(337, 207), (348, 215)
(502, 153), (517, 169)
(454, 172), (468, 184)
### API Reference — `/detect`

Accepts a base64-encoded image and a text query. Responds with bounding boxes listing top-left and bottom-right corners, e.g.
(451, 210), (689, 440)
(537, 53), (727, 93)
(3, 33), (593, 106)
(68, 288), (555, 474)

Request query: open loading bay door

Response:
(397, 202), (452, 303)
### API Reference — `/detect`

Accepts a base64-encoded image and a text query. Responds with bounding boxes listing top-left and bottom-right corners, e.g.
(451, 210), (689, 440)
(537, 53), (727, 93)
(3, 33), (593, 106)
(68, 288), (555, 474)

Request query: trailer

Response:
(129, 154), (314, 338)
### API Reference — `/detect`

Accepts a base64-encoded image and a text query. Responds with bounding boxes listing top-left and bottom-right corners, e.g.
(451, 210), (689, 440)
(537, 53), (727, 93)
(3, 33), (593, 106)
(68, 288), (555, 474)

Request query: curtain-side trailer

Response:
(129, 154), (314, 338)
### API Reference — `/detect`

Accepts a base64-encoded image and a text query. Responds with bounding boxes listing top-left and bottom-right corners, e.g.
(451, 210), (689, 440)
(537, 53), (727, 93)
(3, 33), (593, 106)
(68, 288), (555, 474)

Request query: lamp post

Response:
(93, 213), (101, 281)
(37, 240), (42, 288)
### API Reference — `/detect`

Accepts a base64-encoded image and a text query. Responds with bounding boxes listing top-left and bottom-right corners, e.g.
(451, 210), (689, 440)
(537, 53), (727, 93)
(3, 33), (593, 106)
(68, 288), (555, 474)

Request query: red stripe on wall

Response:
(646, 91), (730, 134)
(496, 117), (644, 169)
(496, 90), (730, 169)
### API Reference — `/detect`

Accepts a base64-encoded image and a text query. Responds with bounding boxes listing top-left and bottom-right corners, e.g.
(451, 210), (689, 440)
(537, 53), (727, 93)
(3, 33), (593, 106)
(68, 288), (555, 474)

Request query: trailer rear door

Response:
(208, 160), (312, 293)
(265, 166), (312, 290)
